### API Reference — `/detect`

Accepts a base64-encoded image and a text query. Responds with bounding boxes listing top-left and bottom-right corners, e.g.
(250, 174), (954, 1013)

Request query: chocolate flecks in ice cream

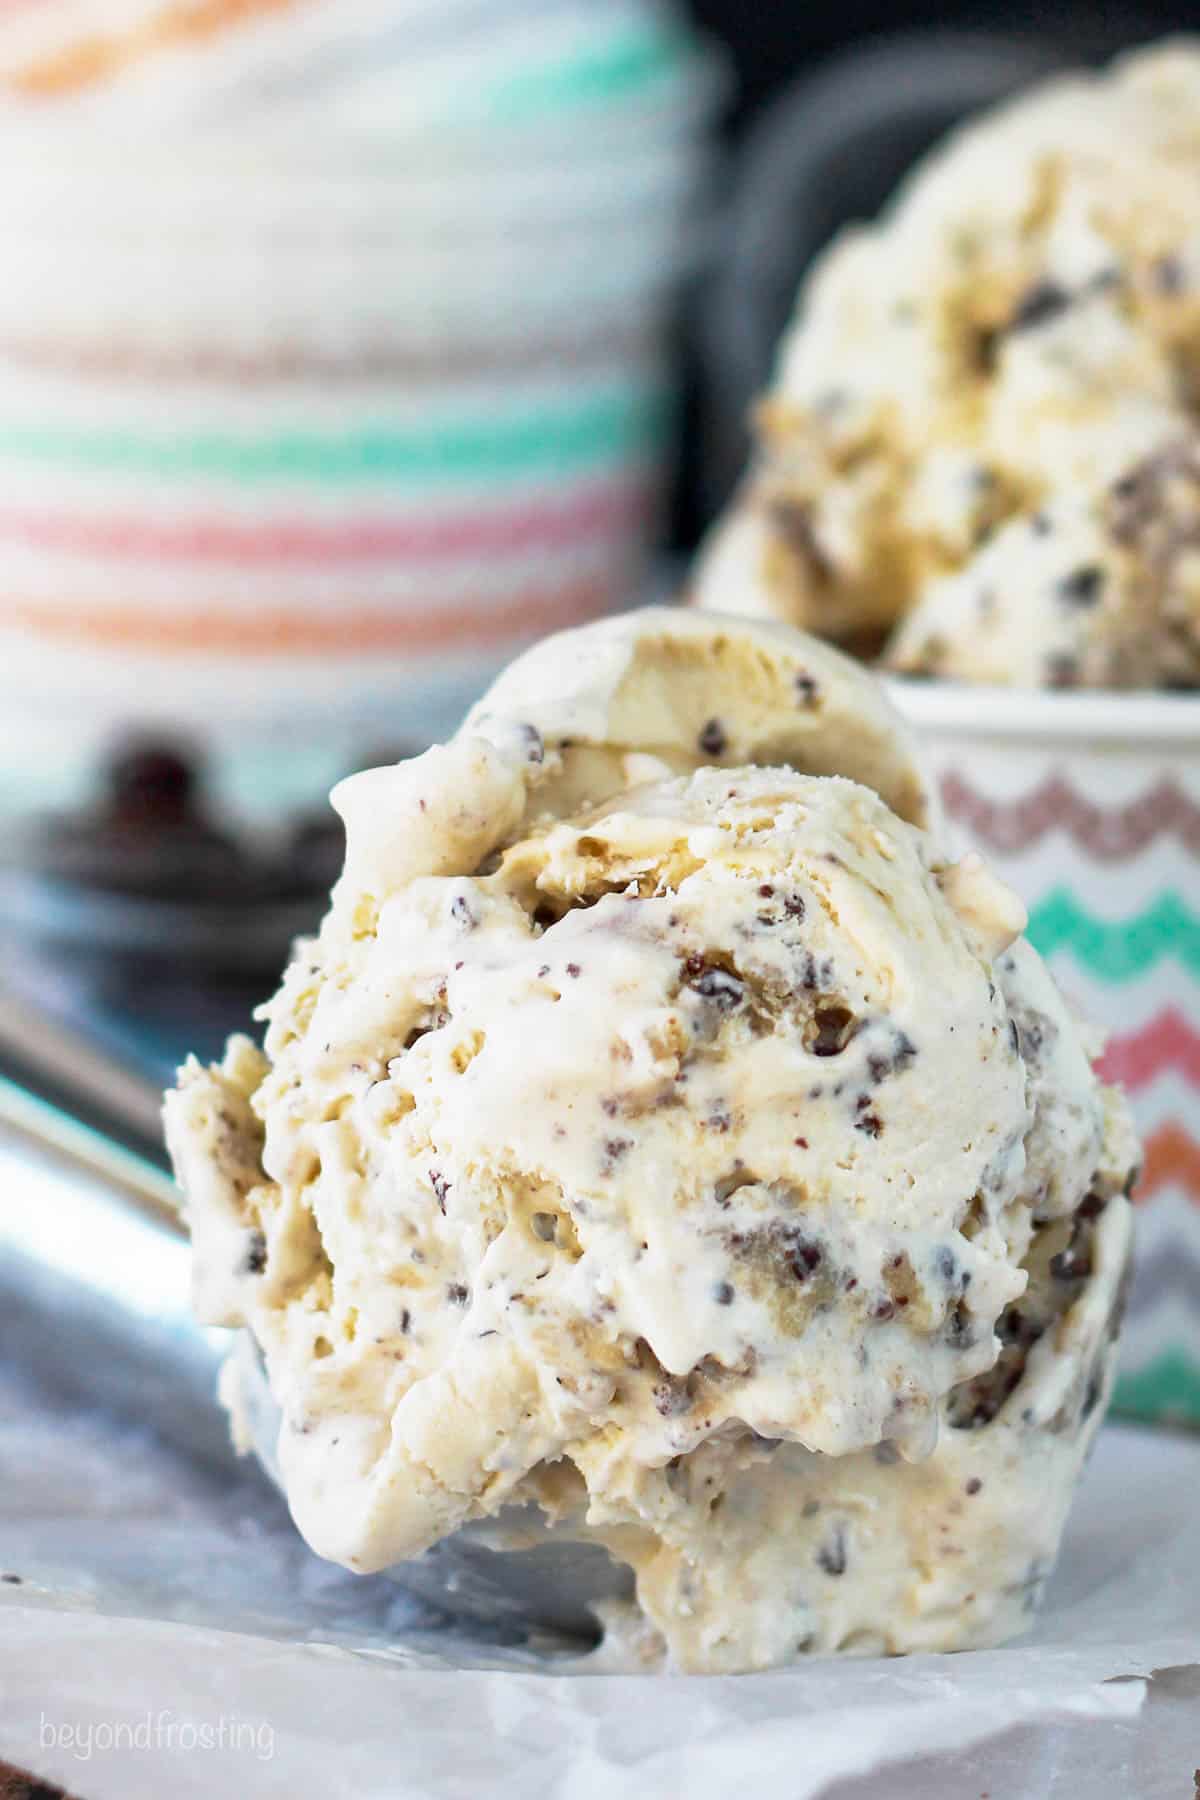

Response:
(165, 609), (1138, 1673)
(696, 42), (1200, 689)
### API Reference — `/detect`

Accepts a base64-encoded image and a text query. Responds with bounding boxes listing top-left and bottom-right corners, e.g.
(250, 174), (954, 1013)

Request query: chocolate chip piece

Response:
(399, 1309), (412, 1334)
(698, 717), (727, 757)
(794, 672), (820, 708)
(1049, 1245), (1092, 1282)
(1151, 253), (1187, 295)
(784, 893), (806, 920)
(871, 1297), (895, 1321)
(1009, 279), (1072, 334)
(713, 1281), (735, 1306)
(1046, 652), (1080, 689)
(429, 1169), (451, 1212)
(447, 1283), (469, 1305)
(946, 1301), (973, 1346)
(694, 967), (745, 1010)
(565, 962), (582, 979)
(811, 1005), (857, 1057)
(965, 1477), (983, 1496)
(854, 1108), (883, 1139)
(653, 1379), (693, 1417)
(1057, 564), (1104, 607)
(450, 893), (477, 929)
(816, 1525), (848, 1576)
(517, 723), (545, 765)
(1087, 266), (1121, 296)
(998, 1306), (1026, 1347)
(867, 1032), (915, 1084)
(241, 1230), (267, 1276)
(788, 1240), (823, 1281)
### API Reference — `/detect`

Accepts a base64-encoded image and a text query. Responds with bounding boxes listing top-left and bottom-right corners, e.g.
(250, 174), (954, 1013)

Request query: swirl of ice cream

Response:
(165, 608), (1138, 1671)
(696, 40), (1200, 687)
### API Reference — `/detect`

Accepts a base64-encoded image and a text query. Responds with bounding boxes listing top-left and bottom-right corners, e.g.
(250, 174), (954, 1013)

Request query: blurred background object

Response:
(687, 5), (1182, 530)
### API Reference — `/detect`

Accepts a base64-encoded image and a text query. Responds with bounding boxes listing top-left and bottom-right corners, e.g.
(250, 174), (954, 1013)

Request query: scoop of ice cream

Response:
(889, 439), (1200, 685)
(587, 1172), (1132, 1671)
(165, 608), (1139, 1671)
(695, 41), (1200, 687)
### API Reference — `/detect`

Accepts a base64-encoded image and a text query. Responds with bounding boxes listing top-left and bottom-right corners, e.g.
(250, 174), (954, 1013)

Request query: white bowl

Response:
(889, 678), (1200, 1428)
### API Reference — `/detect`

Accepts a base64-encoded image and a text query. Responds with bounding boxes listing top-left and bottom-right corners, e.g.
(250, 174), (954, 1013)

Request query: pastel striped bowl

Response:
(0, 84), (712, 825)
(0, 0), (595, 126)
(889, 681), (1200, 1429)
(320, 7), (723, 143)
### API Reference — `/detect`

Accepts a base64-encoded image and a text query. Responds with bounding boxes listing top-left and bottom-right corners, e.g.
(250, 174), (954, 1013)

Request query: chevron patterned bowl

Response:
(888, 680), (1200, 1429)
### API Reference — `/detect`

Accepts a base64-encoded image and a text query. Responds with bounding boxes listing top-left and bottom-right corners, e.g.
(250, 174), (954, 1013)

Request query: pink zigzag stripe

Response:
(941, 771), (1200, 859)
(0, 477), (651, 568)
(1098, 1010), (1200, 1091)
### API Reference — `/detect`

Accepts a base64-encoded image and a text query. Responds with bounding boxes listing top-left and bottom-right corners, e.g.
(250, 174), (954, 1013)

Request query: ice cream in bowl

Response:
(695, 41), (1200, 687)
(695, 40), (1200, 1430)
(165, 608), (1139, 1672)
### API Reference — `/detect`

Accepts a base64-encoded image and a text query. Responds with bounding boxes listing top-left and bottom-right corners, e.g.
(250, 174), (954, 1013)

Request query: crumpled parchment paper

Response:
(0, 1359), (1197, 1800)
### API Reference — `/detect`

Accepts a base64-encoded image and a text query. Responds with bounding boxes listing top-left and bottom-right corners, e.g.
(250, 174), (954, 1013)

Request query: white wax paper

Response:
(0, 1369), (1198, 1799)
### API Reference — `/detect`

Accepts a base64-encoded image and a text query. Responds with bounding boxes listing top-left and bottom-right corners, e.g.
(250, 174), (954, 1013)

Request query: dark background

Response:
(690, 2), (1170, 135)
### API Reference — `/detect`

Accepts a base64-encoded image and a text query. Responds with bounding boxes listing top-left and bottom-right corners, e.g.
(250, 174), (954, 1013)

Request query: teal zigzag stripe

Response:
(0, 389), (671, 487)
(491, 30), (686, 121)
(1026, 889), (1200, 982)
(1112, 1349), (1200, 1426)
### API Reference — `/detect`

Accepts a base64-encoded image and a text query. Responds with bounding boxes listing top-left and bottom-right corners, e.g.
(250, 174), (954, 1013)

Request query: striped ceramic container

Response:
(890, 681), (1200, 1428)
(0, 0), (595, 124)
(0, 55), (715, 826)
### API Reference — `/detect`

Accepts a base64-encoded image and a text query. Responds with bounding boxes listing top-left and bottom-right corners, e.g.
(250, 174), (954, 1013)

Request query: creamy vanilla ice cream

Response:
(165, 609), (1139, 1672)
(696, 41), (1200, 688)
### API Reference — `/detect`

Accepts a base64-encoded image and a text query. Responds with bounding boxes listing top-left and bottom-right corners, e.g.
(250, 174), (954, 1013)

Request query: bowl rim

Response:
(884, 675), (1200, 746)
(0, 43), (726, 178)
